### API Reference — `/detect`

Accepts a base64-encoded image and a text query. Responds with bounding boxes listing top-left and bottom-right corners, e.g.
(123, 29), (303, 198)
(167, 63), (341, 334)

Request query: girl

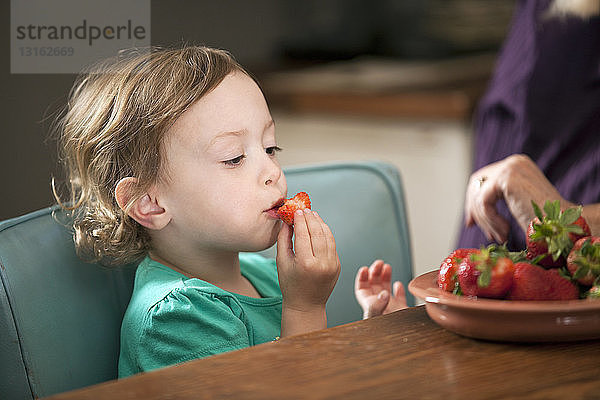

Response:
(54, 46), (405, 377)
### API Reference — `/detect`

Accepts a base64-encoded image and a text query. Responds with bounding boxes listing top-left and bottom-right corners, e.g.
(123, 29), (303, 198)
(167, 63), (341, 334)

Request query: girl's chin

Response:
(238, 225), (280, 252)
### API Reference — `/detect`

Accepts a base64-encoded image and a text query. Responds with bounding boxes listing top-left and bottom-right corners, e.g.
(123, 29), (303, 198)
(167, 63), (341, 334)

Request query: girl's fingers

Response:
(355, 266), (369, 291)
(314, 212), (337, 259)
(369, 260), (384, 283)
(365, 290), (389, 319)
(304, 209), (327, 257)
(276, 222), (294, 261)
(381, 263), (392, 284)
(292, 210), (312, 258)
(390, 281), (408, 310)
(393, 281), (405, 299)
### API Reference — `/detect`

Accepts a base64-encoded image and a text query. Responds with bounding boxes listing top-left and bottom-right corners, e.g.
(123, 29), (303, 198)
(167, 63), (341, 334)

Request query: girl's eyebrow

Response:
(206, 129), (247, 150)
(207, 119), (275, 149)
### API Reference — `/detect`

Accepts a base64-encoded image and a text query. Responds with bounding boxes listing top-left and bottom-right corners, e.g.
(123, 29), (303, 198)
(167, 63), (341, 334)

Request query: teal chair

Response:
(0, 161), (413, 399)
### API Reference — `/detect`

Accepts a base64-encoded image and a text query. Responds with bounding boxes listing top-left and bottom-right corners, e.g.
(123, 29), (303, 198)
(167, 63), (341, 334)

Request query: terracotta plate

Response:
(408, 270), (600, 342)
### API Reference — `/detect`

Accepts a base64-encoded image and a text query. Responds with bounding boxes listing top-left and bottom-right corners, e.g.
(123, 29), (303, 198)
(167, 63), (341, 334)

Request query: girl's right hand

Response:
(276, 209), (340, 335)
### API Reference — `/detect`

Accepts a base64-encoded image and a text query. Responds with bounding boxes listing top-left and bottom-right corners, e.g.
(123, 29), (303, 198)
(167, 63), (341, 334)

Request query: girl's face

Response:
(156, 71), (287, 253)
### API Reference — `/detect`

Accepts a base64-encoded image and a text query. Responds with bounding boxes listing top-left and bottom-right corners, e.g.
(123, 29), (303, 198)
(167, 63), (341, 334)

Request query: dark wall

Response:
(1, 0), (512, 220)
(2, 0), (73, 220)
(2, 0), (289, 220)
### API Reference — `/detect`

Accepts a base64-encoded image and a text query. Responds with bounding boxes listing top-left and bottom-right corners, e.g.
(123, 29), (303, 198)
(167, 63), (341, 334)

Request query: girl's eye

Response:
(223, 154), (246, 166)
(266, 146), (282, 156)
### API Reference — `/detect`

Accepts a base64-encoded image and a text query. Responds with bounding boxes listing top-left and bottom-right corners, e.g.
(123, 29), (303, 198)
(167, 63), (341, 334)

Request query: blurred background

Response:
(2, 0), (515, 277)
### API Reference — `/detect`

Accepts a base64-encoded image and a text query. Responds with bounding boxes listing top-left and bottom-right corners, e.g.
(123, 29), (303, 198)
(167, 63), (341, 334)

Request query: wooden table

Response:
(46, 306), (600, 399)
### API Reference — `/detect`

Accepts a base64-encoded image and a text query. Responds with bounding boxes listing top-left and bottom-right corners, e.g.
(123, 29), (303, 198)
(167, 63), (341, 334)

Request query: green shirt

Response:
(118, 253), (282, 378)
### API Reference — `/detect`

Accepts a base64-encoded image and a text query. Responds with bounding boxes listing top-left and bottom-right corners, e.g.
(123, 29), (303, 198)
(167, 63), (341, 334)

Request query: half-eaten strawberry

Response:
(277, 192), (311, 225)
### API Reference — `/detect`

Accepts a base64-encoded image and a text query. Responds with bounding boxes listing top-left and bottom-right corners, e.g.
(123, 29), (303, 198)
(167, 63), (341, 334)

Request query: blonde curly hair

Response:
(53, 46), (246, 266)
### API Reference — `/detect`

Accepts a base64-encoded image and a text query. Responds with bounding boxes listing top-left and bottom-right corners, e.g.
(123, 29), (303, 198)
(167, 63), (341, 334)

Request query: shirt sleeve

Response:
(135, 288), (250, 372)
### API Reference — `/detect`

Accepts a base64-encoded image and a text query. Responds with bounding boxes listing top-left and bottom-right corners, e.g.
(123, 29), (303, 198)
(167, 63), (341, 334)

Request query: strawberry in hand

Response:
(277, 192), (311, 225)
(438, 248), (478, 293)
(457, 245), (515, 299)
(276, 203), (340, 337)
(526, 200), (590, 267)
(567, 237), (600, 287)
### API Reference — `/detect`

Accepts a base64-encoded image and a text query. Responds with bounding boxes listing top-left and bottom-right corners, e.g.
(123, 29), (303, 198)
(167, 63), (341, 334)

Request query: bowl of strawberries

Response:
(408, 200), (600, 342)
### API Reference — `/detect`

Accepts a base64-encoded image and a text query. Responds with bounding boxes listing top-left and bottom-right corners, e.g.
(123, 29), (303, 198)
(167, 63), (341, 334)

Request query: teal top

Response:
(118, 253), (282, 378)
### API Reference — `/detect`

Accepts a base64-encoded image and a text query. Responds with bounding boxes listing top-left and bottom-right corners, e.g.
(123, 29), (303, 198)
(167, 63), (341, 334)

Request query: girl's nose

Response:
(263, 158), (281, 186)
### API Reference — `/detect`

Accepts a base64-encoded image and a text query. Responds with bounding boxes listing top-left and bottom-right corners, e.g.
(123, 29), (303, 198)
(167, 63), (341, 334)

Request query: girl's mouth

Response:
(266, 208), (280, 219)
(265, 198), (285, 219)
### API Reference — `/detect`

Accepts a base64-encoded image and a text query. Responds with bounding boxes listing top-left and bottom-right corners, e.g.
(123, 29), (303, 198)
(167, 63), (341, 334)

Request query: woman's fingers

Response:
(474, 183), (510, 242)
(464, 165), (511, 243)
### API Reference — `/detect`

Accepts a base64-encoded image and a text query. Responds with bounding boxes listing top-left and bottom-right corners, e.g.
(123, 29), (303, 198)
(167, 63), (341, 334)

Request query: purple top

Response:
(457, 0), (600, 251)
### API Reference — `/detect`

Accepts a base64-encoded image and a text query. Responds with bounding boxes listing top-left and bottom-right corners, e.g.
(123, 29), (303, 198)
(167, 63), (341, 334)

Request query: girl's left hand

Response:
(355, 260), (406, 319)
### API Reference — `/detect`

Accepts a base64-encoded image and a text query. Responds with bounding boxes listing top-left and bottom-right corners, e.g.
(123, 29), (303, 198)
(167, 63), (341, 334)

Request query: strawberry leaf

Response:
(548, 237), (560, 256)
(489, 243), (510, 259)
(477, 268), (491, 288)
(529, 254), (546, 265)
(558, 267), (573, 280)
(509, 250), (528, 263)
(565, 225), (584, 235)
(573, 265), (589, 280)
(531, 200), (544, 221)
(452, 282), (462, 296)
(560, 206), (581, 225)
(574, 240), (600, 275)
(543, 200), (561, 220)
(580, 238), (594, 255)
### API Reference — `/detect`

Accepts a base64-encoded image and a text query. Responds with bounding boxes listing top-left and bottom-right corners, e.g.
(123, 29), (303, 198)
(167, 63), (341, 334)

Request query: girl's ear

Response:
(115, 177), (171, 230)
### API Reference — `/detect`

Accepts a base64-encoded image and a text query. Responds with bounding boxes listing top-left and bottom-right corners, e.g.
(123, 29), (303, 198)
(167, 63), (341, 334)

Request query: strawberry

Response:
(526, 200), (590, 268)
(277, 192), (311, 225)
(507, 262), (579, 301)
(438, 248), (478, 293)
(567, 236), (600, 286)
(457, 245), (515, 299)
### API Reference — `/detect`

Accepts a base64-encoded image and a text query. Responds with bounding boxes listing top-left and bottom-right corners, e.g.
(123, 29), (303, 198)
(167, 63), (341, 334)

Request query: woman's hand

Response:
(355, 260), (406, 319)
(276, 209), (340, 336)
(464, 154), (566, 242)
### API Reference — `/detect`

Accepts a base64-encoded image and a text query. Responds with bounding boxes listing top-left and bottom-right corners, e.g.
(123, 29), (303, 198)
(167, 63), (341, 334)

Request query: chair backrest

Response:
(0, 207), (137, 399)
(0, 160), (412, 399)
